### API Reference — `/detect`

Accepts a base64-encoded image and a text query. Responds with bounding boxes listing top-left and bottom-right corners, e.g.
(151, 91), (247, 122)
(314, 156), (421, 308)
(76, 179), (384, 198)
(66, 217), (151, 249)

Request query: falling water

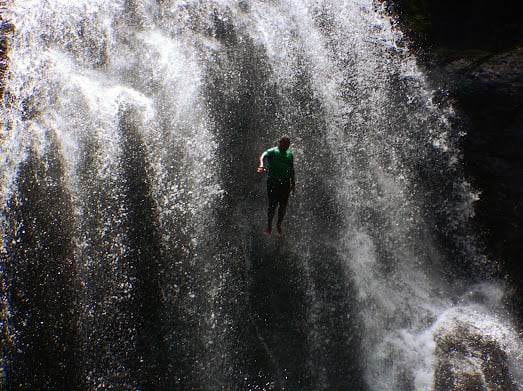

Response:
(1, 0), (522, 390)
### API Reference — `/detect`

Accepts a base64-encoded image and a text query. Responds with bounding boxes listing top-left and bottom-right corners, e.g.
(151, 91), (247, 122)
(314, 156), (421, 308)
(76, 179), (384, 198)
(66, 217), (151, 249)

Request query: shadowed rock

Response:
(117, 107), (170, 390)
(2, 139), (84, 390)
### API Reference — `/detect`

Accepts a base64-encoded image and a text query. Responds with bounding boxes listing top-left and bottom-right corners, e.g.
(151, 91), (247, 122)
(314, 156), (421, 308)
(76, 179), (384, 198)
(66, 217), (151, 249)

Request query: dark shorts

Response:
(267, 178), (291, 206)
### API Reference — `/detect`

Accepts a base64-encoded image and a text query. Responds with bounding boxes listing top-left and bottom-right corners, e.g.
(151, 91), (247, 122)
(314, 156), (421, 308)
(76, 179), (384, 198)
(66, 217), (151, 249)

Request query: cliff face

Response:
(382, 0), (523, 324)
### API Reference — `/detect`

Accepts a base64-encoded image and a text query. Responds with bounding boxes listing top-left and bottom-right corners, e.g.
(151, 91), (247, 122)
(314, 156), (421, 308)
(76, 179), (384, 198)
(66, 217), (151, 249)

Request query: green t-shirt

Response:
(264, 147), (294, 180)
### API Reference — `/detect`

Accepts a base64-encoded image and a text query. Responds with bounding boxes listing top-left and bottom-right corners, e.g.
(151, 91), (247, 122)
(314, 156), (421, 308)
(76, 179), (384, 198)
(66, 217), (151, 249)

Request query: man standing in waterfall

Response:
(257, 136), (295, 236)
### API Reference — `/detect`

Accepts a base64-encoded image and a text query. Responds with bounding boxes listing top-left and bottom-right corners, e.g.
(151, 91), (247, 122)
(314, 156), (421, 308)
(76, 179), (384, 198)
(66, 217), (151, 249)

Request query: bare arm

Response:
(257, 151), (268, 173)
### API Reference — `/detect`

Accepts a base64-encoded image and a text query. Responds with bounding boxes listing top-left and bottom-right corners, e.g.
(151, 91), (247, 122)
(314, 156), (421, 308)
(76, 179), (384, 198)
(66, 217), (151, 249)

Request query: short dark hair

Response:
(279, 135), (290, 144)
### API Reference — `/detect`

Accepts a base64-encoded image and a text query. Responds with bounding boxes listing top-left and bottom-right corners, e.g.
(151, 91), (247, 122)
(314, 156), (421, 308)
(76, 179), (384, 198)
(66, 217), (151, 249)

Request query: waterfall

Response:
(1, 0), (522, 390)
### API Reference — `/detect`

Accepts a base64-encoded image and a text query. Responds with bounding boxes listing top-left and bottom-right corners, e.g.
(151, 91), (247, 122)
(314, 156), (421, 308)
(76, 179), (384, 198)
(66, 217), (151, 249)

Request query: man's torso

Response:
(265, 147), (293, 181)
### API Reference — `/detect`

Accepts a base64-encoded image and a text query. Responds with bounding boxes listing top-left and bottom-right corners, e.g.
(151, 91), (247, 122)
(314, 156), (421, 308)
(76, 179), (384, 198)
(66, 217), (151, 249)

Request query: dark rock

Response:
(382, 0), (523, 50)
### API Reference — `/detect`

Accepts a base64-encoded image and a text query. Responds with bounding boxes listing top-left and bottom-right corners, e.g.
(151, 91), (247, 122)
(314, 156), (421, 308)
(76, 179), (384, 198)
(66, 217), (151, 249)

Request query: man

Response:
(257, 136), (296, 235)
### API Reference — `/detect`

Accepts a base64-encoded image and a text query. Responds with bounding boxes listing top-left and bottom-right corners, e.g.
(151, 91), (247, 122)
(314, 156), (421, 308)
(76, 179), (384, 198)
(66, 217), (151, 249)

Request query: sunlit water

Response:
(1, 1), (522, 390)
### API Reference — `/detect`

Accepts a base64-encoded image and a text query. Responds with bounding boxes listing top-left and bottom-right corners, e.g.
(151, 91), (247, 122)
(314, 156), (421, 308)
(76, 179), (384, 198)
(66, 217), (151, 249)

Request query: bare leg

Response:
(267, 199), (278, 233)
(276, 189), (290, 234)
(277, 201), (287, 227)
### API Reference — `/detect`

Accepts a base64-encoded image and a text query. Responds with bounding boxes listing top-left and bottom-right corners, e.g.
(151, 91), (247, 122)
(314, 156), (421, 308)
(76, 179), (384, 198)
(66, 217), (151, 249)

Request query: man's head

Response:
(278, 135), (291, 152)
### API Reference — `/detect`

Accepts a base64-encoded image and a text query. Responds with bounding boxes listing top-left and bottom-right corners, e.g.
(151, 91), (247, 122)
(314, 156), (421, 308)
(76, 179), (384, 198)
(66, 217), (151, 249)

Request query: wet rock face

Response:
(433, 323), (517, 391)
(383, 0), (523, 325)
(441, 48), (523, 282)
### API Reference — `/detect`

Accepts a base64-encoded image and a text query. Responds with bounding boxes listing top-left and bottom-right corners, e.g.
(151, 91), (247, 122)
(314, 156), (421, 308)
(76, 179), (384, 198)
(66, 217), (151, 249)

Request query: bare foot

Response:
(264, 227), (272, 235)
